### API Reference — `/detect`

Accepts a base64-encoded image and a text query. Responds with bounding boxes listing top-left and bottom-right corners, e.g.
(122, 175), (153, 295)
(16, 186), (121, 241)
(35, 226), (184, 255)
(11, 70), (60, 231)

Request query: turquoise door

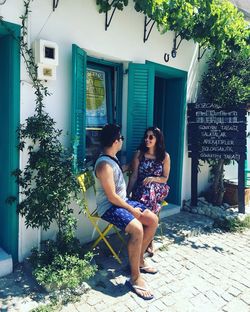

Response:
(127, 61), (187, 205)
(154, 76), (187, 205)
(0, 21), (20, 261)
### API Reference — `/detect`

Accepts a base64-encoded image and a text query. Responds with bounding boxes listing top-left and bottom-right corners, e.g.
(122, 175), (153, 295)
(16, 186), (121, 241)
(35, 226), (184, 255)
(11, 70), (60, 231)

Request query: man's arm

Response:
(96, 161), (142, 219)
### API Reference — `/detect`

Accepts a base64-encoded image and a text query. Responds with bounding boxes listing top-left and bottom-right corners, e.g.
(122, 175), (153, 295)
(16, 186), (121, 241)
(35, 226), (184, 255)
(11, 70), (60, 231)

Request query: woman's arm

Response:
(143, 152), (170, 185)
(126, 151), (140, 197)
(162, 152), (170, 181)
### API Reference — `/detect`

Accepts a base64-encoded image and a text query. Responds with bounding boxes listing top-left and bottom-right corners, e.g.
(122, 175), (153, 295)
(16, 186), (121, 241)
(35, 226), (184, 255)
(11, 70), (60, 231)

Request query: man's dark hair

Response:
(100, 124), (121, 147)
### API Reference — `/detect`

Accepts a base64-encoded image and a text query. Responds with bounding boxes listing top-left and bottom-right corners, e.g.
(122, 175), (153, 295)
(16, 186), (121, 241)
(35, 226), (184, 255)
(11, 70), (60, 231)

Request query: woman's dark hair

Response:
(100, 124), (121, 147)
(139, 126), (166, 162)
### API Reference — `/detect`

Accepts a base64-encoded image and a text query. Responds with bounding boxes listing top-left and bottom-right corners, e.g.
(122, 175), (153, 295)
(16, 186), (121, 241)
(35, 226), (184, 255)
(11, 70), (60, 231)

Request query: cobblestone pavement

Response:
(0, 212), (250, 312)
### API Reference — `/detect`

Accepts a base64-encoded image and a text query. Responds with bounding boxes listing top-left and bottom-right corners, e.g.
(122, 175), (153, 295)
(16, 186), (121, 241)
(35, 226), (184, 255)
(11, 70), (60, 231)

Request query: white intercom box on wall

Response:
(32, 39), (59, 80)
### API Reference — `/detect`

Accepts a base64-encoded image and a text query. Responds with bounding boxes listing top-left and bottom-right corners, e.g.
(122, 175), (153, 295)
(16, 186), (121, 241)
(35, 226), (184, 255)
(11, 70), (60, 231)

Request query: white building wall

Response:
(0, 0), (208, 261)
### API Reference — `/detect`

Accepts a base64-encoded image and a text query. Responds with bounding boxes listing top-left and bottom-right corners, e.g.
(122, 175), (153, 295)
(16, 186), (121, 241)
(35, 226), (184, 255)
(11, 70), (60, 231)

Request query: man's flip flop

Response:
(140, 266), (158, 274)
(125, 279), (154, 300)
(146, 248), (154, 257)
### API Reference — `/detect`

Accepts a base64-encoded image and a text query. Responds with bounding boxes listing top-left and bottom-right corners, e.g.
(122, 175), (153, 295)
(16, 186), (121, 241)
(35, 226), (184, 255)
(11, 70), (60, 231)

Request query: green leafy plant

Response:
(214, 214), (250, 232)
(3, 0), (81, 243)
(29, 239), (97, 292)
(31, 303), (59, 312)
(29, 238), (85, 267)
(201, 53), (250, 108)
(200, 52), (250, 205)
(2, 1), (97, 296)
(33, 253), (97, 291)
(14, 110), (79, 240)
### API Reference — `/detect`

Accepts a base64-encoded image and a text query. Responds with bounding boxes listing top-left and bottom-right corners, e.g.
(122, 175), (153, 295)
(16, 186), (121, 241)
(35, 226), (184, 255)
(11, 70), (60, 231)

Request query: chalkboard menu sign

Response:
(188, 103), (247, 161)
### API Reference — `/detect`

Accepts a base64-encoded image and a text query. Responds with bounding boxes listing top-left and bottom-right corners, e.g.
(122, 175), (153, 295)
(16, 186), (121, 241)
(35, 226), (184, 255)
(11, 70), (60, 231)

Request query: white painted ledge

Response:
(0, 247), (13, 277)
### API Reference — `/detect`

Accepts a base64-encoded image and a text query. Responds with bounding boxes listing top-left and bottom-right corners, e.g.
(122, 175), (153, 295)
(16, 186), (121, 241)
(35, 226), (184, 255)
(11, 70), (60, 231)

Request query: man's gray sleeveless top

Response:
(94, 155), (127, 216)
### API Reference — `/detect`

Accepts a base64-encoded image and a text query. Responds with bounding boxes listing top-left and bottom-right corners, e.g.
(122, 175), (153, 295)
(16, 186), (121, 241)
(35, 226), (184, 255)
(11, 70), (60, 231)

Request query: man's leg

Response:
(125, 219), (153, 298)
(125, 219), (143, 279)
(138, 209), (158, 266)
(102, 205), (156, 298)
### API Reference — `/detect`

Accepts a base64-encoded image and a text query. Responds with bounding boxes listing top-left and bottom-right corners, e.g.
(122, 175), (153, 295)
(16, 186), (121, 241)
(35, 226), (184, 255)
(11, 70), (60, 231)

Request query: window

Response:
(71, 44), (123, 171)
(85, 65), (113, 161)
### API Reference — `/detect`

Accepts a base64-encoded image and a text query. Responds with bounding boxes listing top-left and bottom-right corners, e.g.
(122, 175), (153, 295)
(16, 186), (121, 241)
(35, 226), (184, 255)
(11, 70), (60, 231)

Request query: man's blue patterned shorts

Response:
(101, 200), (147, 231)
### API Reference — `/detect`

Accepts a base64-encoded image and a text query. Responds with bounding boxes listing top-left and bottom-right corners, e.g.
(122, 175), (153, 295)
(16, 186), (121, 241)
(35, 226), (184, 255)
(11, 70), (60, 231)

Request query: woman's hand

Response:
(122, 164), (130, 172)
(143, 176), (155, 185)
(127, 191), (132, 198)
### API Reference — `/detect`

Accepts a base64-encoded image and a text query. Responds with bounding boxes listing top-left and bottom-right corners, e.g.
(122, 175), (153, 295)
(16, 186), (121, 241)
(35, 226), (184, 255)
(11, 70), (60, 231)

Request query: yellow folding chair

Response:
(77, 171), (126, 264)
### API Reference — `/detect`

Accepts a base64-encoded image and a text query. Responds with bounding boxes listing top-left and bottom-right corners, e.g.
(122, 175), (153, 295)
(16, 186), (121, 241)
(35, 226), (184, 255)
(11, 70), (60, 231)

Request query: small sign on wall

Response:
(37, 64), (57, 81)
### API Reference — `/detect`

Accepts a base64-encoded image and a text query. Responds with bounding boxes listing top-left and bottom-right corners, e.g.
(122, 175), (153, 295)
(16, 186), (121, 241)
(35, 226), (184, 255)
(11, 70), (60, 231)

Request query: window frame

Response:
(87, 56), (123, 126)
(71, 45), (123, 172)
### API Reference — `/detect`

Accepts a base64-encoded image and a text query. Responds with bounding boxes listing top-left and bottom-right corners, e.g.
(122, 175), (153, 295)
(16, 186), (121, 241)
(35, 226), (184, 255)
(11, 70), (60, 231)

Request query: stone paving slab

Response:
(0, 212), (250, 312)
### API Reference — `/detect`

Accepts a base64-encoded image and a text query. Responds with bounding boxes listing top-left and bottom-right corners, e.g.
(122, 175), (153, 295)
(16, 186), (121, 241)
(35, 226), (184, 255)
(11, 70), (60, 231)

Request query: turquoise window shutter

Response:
(115, 64), (123, 126)
(127, 63), (154, 162)
(72, 44), (87, 172)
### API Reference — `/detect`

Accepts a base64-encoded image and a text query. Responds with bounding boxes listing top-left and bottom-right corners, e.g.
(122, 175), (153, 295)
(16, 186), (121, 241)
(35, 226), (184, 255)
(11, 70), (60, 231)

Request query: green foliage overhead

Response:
(201, 52), (250, 108)
(96, 0), (250, 60)
(96, 0), (128, 13)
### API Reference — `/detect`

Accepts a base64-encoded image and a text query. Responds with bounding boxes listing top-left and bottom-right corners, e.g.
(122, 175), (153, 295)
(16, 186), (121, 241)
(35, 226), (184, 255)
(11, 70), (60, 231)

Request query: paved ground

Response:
(0, 212), (250, 312)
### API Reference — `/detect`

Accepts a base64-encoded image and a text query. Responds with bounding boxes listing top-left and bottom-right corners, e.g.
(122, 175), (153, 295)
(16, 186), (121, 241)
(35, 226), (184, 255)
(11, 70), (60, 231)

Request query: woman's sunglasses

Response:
(144, 134), (155, 140)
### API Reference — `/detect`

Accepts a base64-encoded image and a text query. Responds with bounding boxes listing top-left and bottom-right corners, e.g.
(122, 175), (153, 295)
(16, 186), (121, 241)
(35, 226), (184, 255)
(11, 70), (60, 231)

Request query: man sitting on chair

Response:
(94, 124), (158, 300)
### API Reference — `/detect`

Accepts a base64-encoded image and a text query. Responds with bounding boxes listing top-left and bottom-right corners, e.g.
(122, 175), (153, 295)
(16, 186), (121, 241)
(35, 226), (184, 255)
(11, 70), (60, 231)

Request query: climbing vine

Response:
(2, 0), (80, 244)
(96, 0), (250, 60)
(1, 3), (98, 297)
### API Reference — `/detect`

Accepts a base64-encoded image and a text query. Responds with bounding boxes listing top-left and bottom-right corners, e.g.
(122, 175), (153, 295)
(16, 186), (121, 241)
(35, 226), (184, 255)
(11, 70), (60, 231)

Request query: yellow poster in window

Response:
(86, 69), (107, 126)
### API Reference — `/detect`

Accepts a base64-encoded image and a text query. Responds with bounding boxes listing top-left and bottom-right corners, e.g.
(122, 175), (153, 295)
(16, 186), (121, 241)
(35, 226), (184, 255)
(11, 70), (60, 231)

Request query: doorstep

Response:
(159, 202), (181, 219)
(0, 247), (13, 277)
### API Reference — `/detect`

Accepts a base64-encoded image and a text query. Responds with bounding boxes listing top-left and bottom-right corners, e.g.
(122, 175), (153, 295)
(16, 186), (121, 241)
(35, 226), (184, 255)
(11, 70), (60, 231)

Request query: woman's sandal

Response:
(139, 265), (158, 274)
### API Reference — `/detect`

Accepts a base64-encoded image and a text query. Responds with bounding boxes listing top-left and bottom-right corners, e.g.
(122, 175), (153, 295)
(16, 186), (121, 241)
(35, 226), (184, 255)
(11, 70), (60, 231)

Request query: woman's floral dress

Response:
(132, 155), (170, 213)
